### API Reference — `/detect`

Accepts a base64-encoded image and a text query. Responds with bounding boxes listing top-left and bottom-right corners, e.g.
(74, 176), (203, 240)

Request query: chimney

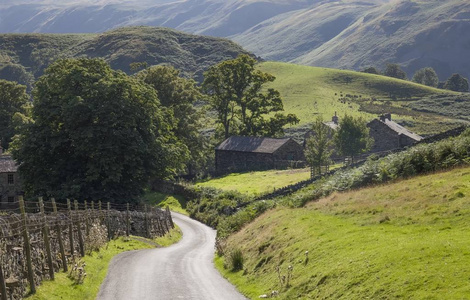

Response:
(384, 113), (391, 121)
(379, 114), (386, 122)
(332, 112), (339, 124)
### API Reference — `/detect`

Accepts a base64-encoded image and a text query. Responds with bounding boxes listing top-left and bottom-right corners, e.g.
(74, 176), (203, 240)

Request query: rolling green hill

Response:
(217, 166), (470, 299)
(257, 61), (465, 136)
(0, 26), (251, 86)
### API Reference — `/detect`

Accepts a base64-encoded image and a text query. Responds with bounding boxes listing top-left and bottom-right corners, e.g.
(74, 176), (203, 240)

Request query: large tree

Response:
(334, 115), (372, 164)
(444, 73), (469, 92)
(137, 65), (208, 176)
(12, 58), (188, 203)
(202, 54), (298, 139)
(412, 67), (439, 87)
(304, 116), (333, 179)
(0, 79), (30, 150)
(383, 63), (407, 80)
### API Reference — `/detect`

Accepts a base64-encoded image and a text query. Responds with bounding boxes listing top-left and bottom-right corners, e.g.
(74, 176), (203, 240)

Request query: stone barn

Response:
(215, 136), (305, 175)
(0, 147), (22, 208)
(367, 113), (423, 152)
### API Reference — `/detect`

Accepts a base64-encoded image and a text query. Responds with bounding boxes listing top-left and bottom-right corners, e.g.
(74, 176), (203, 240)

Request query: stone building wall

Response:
(367, 119), (401, 152)
(273, 139), (305, 161)
(0, 172), (22, 206)
(215, 151), (274, 174)
(215, 140), (305, 175)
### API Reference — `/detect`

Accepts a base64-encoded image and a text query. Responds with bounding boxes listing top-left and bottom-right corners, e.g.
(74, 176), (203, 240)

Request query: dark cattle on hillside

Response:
(215, 136), (305, 175)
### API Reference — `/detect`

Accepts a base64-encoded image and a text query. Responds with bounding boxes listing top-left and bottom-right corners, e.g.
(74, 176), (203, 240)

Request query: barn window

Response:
(287, 152), (294, 160)
(8, 196), (14, 203)
(7, 174), (14, 185)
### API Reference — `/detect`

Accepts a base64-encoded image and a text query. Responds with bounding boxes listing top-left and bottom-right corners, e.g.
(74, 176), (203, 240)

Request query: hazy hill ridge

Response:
(1, 0), (469, 80)
(0, 26), (251, 85)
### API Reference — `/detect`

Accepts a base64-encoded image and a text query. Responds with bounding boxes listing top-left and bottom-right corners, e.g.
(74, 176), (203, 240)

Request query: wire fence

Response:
(0, 197), (174, 300)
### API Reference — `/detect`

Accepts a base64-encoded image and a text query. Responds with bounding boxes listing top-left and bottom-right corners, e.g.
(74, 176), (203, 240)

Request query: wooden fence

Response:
(0, 196), (174, 300)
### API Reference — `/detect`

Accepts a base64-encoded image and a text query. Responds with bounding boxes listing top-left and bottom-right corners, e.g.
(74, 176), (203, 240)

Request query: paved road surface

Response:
(97, 212), (247, 300)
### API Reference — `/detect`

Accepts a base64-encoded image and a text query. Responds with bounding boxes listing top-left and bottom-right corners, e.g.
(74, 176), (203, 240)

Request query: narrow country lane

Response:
(96, 212), (247, 300)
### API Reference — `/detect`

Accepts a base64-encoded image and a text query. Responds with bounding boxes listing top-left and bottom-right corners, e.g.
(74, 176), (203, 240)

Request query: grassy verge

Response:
(143, 191), (188, 215)
(216, 167), (470, 299)
(27, 227), (182, 300)
(196, 168), (311, 195)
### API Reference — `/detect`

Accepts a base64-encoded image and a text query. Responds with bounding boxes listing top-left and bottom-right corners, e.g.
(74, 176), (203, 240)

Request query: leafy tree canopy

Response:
(334, 114), (372, 163)
(444, 73), (469, 92)
(304, 116), (333, 178)
(202, 54), (299, 139)
(137, 65), (209, 176)
(361, 66), (380, 75)
(0, 79), (30, 150)
(12, 58), (188, 203)
(383, 63), (407, 80)
(412, 67), (439, 87)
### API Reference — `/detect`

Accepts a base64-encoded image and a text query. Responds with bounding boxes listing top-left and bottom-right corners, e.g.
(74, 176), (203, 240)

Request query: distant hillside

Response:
(290, 0), (470, 81)
(0, 26), (251, 85)
(258, 62), (464, 137)
(2, 0), (469, 81)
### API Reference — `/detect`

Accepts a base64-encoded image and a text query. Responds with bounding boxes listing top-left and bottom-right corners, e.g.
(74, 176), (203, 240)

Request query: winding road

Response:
(97, 212), (247, 300)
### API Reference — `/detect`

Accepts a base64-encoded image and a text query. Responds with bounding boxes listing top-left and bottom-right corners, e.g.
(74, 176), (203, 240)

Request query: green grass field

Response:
(196, 168), (311, 195)
(142, 191), (189, 215)
(258, 62), (460, 135)
(217, 166), (470, 299)
(27, 228), (182, 300)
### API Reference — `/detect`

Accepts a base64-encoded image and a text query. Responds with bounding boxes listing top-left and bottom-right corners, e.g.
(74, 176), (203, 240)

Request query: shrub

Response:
(228, 248), (244, 272)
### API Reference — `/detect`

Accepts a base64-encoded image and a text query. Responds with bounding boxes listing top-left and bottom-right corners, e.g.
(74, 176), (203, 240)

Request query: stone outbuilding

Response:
(215, 136), (305, 174)
(0, 146), (22, 208)
(367, 113), (423, 152)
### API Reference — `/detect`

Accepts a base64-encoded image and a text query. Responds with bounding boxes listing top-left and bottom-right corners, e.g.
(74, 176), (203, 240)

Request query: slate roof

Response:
(216, 136), (292, 154)
(380, 119), (423, 141)
(0, 155), (18, 173)
(323, 121), (339, 130)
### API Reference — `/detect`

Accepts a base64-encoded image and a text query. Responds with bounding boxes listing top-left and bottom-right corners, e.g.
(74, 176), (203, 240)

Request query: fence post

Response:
(91, 201), (95, 221)
(39, 197), (54, 280)
(84, 200), (90, 235)
(148, 206), (153, 238)
(19, 196), (36, 294)
(107, 202), (111, 240)
(0, 264), (7, 300)
(144, 205), (149, 238)
(52, 198), (68, 272)
(166, 206), (174, 229)
(126, 203), (130, 237)
(67, 199), (74, 257)
(74, 200), (85, 257)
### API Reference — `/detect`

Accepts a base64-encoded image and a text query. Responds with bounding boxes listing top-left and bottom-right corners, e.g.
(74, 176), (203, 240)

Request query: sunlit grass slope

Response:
(196, 168), (311, 195)
(217, 166), (470, 299)
(258, 62), (459, 135)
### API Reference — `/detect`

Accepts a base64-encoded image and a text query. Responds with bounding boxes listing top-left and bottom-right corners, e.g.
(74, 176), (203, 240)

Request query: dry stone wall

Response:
(0, 198), (174, 300)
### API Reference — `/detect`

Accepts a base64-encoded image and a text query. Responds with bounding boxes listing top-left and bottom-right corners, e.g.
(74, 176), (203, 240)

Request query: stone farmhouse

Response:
(303, 113), (340, 158)
(304, 113), (422, 156)
(215, 136), (305, 174)
(0, 146), (22, 208)
(367, 113), (423, 152)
